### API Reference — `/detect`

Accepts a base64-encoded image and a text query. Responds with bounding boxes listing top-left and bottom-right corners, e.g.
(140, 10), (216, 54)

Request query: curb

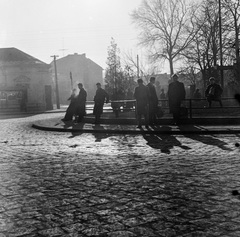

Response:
(32, 124), (240, 135)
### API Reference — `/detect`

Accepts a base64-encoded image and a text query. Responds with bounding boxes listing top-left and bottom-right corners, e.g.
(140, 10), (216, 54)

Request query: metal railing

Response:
(95, 97), (240, 119)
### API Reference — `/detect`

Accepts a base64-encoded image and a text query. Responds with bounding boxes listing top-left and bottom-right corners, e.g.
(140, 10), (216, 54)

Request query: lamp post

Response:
(51, 55), (60, 109)
(218, 0), (224, 88)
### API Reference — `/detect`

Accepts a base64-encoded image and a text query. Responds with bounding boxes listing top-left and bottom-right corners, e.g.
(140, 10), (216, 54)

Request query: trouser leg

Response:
(219, 100), (223, 107)
(137, 114), (142, 126)
(95, 114), (101, 124)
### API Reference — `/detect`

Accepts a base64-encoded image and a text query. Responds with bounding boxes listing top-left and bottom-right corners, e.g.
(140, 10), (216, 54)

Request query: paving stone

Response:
(0, 113), (240, 236)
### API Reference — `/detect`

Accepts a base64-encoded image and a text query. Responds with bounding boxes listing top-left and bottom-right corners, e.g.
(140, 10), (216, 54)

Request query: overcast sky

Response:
(0, 0), (150, 71)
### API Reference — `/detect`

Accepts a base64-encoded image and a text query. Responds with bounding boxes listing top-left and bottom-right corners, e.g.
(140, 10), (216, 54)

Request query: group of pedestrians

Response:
(134, 74), (186, 127)
(62, 82), (109, 124)
(62, 83), (87, 123)
(62, 74), (223, 127)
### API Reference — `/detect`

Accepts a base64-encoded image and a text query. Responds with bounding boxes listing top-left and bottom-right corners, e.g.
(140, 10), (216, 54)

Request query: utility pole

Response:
(70, 71), (73, 90)
(137, 55), (139, 78)
(51, 55), (60, 109)
(218, 0), (224, 88)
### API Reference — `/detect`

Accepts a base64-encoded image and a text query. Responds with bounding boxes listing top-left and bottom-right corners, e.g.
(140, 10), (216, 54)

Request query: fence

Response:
(99, 97), (240, 119)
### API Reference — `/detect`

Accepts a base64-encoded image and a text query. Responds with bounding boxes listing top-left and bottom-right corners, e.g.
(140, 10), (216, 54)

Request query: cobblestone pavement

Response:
(1, 113), (240, 236)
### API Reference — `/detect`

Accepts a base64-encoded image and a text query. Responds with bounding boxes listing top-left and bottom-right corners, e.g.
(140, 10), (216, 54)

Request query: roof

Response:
(0, 47), (46, 65)
(53, 53), (103, 70)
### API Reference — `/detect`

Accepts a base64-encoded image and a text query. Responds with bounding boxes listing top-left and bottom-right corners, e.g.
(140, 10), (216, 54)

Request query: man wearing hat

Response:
(76, 83), (87, 123)
(93, 83), (109, 124)
(168, 74), (186, 125)
(134, 78), (149, 129)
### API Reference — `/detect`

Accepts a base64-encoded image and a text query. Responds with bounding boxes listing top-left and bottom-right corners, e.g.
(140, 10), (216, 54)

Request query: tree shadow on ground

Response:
(143, 126), (191, 154)
(178, 125), (233, 151)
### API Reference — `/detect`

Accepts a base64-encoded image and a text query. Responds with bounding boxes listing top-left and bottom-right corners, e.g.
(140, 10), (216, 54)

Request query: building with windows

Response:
(51, 53), (103, 104)
(0, 47), (53, 112)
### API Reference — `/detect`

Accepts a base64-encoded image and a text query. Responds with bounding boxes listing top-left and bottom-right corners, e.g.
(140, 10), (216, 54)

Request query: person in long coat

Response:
(76, 83), (87, 123)
(205, 77), (223, 107)
(134, 78), (149, 129)
(147, 77), (159, 126)
(62, 88), (78, 121)
(93, 83), (109, 124)
(168, 74), (186, 125)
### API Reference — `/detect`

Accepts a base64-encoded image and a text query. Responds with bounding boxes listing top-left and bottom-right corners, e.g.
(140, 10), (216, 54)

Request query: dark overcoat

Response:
(93, 88), (109, 115)
(168, 81), (186, 113)
(205, 83), (223, 100)
(76, 88), (87, 117)
(134, 84), (149, 115)
(147, 83), (158, 108)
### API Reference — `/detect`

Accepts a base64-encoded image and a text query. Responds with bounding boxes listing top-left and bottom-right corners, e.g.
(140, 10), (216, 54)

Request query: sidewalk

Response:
(32, 113), (240, 134)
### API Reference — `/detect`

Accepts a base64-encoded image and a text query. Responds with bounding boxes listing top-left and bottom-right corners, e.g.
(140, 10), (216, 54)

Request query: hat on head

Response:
(137, 78), (143, 84)
(96, 82), (101, 86)
(78, 83), (83, 86)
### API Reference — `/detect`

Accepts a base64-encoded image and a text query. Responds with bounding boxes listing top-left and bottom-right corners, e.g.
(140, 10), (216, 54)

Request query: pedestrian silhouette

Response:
(168, 74), (186, 125)
(93, 83), (109, 124)
(75, 83), (87, 123)
(147, 77), (158, 126)
(205, 77), (223, 107)
(134, 78), (149, 129)
(62, 89), (78, 121)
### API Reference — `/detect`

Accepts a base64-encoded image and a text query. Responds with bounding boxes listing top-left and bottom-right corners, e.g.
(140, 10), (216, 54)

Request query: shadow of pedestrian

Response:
(143, 126), (191, 154)
(179, 125), (233, 151)
(92, 124), (113, 142)
(61, 120), (74, 129)
(68, 122), (85, 138)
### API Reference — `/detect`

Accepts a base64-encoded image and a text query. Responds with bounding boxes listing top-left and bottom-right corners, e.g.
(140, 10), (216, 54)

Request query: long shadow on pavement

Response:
(143, 126), (191, 154)
(68, 122), (85, 138)
(92, 124), (113, 142)
(66, 122), (113, 142)
(179, 125), (233, 151)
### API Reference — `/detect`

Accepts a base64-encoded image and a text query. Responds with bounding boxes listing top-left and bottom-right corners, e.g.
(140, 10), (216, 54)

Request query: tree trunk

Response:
(169, 58), (174, 76)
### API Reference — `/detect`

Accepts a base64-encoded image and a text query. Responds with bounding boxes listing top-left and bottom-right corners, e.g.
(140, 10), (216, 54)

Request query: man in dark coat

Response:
(205, 77), (223, 107)
(93, 83), (109, 124)
(76, 83), (87, 123)
(147, 77), (159, 126)
(134, 78), (149, 129)
(168, 74), (186, 125)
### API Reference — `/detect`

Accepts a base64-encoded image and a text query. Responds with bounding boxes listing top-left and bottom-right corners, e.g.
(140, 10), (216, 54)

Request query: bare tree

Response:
(222, 0), (240, 63)
(131, 0), (199, 75)
(121, 50), (162, 84)
(181, 0), (232, 88)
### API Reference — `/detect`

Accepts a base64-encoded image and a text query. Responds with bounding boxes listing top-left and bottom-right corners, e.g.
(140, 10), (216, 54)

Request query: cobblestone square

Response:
(0, 113), (240, 236)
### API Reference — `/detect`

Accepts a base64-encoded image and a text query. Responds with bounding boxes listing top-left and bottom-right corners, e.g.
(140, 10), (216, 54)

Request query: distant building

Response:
(51, 53), (103, 104)
(0, 47), (53, 112)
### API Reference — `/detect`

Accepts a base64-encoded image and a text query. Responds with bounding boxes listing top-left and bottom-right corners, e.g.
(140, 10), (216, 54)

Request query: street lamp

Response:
(218, 0), (224, 88)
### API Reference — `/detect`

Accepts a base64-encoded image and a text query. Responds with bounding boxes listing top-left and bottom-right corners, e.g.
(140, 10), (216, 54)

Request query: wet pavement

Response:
(0, 113), (240, 236)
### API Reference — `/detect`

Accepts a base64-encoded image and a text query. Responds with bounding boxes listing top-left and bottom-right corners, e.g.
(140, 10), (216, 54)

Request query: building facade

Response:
(0, 47), (53, 112)
(51, 53), (103, 104)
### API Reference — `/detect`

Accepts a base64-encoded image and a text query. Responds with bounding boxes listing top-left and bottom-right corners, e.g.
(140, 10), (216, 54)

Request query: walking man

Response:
(168, 74), (186, 125)
(93, 83), (109, 124)
(134, 78), (149, 129)
(147, 77), (158, 126)
(76, 83), (87, 123)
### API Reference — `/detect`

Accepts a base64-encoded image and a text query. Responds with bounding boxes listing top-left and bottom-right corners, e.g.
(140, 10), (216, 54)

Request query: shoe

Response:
(136, 125), (142, 129)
